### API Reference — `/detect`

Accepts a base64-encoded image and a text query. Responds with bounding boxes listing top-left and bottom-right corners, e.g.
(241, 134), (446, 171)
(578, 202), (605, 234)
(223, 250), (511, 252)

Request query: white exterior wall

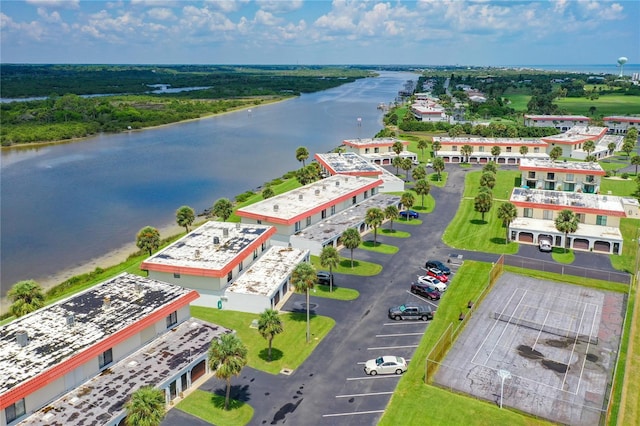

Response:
(222, 291), (274, 314)
(288, 235), (323, 256)
(149, 271), (226, 292)
(516, 207), (620, 227)
(604, 120), (640, 135)
(521, 171), (601, 193)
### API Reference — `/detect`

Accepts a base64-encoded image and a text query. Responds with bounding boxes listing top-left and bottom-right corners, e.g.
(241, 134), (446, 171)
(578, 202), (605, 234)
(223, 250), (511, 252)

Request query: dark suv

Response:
(316, 271), (332, 285)
(388, 304), (434, 321)
(410, 282), (441, 300)
(425, 260), (451, 275)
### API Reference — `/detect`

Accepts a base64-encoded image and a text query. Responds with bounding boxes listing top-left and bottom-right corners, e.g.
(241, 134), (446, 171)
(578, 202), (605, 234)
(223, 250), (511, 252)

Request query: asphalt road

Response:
(163, 163), (626, 425)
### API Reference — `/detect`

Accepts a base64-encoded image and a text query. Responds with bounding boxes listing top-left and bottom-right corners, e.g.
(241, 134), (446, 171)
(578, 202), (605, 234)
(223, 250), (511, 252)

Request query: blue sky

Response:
(1, 0), (638, 65)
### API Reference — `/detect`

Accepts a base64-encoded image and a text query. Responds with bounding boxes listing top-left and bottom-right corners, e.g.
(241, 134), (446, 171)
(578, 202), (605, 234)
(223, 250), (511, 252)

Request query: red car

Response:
(426, 268), (448, 283)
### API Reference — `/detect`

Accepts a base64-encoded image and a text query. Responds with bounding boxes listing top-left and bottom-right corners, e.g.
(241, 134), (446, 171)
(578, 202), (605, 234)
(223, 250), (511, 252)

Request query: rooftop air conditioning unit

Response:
(315, 189), (320, 195)
(274, 204), (279, 211)
(103, 296), (111, 310)
(16, 331), (29, 347)
(223, 228), (229, 238)
(66, 314), (75, 328)
(213, 236), (220, 245)
(299, 194), (303, 201)
(236, 223), (240, 229)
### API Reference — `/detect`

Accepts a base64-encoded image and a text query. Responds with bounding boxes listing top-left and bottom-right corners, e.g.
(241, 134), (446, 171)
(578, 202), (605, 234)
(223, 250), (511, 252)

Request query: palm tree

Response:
(432, 157), (445, 181)
(417, 139), (428, 159)
(583, 140), (596, 157)
(291, 262), (317, 342)
(125, 386), (166, 426)
(497, 202), (517, 243)
(365, 207), (385, 245)
(412, 165), (426, 182)
(175, 205), (195, 233)
(295, 146), (309, 166)
(632, 155), (640, 174)
(519, 145), (528, 158)
(400, 191), (415, 220)
(208, 333), (248, 410)
(8, 280), (45, 318)
(482, 161), (498, 174)
(432, 140), (442, 156)
(400, 157), (413, 181)
(622, 140), (635, 157)
(392, 140), (404, 157)
(414, 179), (431, 208)
(491, 145), (501, 162)
(136, 226), (160, 256)
(474, 191), (493, 221)
(555, 209), (579, 253)
(461, 144), (473, 163)
(341, 228), (362, 268)
(479, 172), (496, 189)
(213, 198), (233, 221)
(608, 142), (616, 155)
(392, 155), (402, 175)
(258, 309), (283, 362)
(384, 205), (399, 231)
(549, 146), (563, 161)
(319, 245), (340, 292)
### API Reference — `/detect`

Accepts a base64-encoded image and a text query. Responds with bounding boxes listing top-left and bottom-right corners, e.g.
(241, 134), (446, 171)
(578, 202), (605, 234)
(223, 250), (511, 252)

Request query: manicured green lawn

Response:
(310, 255), (382, 276)
(610, 218), (640, 274)
(555, 94), (640, 116)
(175, 390), (254, 425)
(313, 284), (359, 301)
(359, 241), (399, 254)
(503, 266), (628, 293)
(502, 92), (531, 112)
(380, 228), (410, 238)
(380, 261), (553, 426)
(428, 171), (448, 187)
(191, 307), (335, 375)
(463, 170), (520, 200)
(551, 248), (575, 264)
(443, 199), (519, 254)
(600, 177), (637, 197)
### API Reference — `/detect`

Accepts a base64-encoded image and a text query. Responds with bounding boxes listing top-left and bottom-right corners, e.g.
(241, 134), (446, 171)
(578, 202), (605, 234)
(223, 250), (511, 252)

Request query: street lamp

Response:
(498, 369), (511, 409)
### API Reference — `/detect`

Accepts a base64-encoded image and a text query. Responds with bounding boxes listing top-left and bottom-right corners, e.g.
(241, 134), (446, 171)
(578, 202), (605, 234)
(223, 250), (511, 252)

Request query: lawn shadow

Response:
(212, 384), (251, 405)
(470, 219), (487, 225)
(490, 237), (508, 245)
(287, 311), (318, 322)
(258, 347), (284, 362)
(362, 241), (381, 248)
(381, 228), (398, 234)
(514, 176), (522, 187)
(339, 259), (361, 268)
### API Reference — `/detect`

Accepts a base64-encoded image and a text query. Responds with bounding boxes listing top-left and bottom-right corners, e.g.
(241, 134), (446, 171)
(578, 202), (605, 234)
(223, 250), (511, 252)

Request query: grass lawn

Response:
(310, 255), (382, 276)
(551, 248), (575, 264)
(380, 261), (554, 426)
(617, 280), (638, 426)
(359, 241), (399, 254)
(600, 177), (637, 197)
(175, 390), (253, 426)
(428, 171), (448, 187)
(503, 266), (629, 293)
(313, 284), (359, 301)
(555, 94), (640, 116)
(191, 307), (335, 375)
(502, 93), (531, 112)
(380, 228), (410, 238)
(463, 170), (520, 200)
(610, 218), (640, 274)
(443, 199), (519, 254)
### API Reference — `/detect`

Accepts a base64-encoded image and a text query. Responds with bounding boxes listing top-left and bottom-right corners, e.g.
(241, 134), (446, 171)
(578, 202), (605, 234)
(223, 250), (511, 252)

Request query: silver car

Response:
(364, 355), (407, 376)
(417, 275), (447, 292)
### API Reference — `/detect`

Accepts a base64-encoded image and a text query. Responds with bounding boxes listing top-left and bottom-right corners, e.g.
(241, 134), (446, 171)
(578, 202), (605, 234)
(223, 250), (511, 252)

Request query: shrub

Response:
(622, 172), (629, 179)
(605, 170), (612, 177)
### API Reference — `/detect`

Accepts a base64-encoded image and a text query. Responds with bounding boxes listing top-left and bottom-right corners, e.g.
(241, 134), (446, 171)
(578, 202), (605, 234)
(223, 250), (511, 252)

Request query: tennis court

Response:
(432, 272), (625, 425)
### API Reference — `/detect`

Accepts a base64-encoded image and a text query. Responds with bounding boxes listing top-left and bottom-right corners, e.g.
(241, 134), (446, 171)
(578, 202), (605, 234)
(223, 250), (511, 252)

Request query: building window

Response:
(365, 148), (370, 154)
(524, 208), (533, 218)
(506, 147), (512, 153)
(173, 273), (181, 279)
(352, 196), (357, 205)
(546, 172), (555, 180)
(227, 271), (233, 282)
(238, 260), (243, 272)
(262, 242), (266, 251)
(295, 221), (301, 232)
(257, 220), (262, 225)
(543, 210), (553, 220)
(586, 175), (595, 183)
(452, 146), (458, 151)
(478, 146), (484, 152)
(371, 187), (376, 195)
(166, 311), (178, 328)
(99, 348), (113, 368)
(321, 209), (326, 219)
(5, 399), (26, 423)
(364, 190), (369, 199)
(534, 147), (540, 153)
(331, 205), (336, 215)
(596, 215), (607, 226)
(374, 147), (379, 153)
(564, 183), (575, 191)
(566, 173), (574, 182)
(306, 216), (311, 227)
(528, 171), (535, 179)
(576, 213), (586, 223)
(253, 249), (258, 259)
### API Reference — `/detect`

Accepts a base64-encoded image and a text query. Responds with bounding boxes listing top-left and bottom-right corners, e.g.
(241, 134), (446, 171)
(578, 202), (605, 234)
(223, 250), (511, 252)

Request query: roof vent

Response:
(66, 314), (75, 328)
(299, 194), (303, 201)
(135, 282), (144, 295)
(223, 228), (229, 238)
(323, 185), (326, 190)
(274, 204), (279, 211)
(315, 189), (320, 195)
(213, 236), (220, 245)
(103, 296), (111, 310)
(235, 223), (240, 229)
(16, 331), (29, 347)
(336, 181), (340, 186)
(194, 249), (201, 259)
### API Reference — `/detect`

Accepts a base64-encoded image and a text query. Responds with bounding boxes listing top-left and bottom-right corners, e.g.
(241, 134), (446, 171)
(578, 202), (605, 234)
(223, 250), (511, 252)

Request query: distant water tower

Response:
(617, 57), (628, 77)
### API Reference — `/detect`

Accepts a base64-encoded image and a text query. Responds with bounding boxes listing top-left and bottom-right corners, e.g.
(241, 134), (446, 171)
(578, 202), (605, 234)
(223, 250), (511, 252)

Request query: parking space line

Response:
(367, 344), (418, 350)
(322, 410), (385, 418)
(336, 391), (394, 398)
(375, 332), (423, 337)
(346, 375), (402, 381)
(406, 290), (439, 307)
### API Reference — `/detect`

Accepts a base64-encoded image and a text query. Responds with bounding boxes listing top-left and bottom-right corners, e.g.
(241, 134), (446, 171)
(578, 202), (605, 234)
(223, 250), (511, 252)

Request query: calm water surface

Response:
(0, 71), (417, 291)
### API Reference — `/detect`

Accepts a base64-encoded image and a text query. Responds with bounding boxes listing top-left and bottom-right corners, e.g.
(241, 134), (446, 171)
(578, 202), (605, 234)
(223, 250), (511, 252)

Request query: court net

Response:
(493, 312), (598, 345)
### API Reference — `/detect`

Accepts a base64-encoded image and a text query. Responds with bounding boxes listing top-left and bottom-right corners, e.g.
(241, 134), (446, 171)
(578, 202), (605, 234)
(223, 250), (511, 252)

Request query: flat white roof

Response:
(510, 188), (626, 215)
(226, 246), (308, 296)
(19, 319), (230, 426)
(524, 115), (591, 121)
(604, 116), (640, 123)
(519, 158), (605, 173)
(142, 221), (273, 272)
(0, 273), (196, 396)
(315, 152), (380, 175)
(342, 137), (408, 147)
(236, 174), (381, 222)
(542, 126), (607, 143)
(432, 136), (546, 146)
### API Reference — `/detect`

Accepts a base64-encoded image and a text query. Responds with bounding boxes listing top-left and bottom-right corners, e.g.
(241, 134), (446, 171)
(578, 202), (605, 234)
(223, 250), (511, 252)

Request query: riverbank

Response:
(1, 95), (293, 150)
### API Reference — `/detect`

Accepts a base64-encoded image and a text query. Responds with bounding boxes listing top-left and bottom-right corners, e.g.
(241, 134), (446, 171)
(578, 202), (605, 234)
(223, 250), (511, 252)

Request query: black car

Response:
(388, 304), (435, 321)
(410, 282), (441, 300)
(425, 260), (451, 275)
(316, 271), (332, 285)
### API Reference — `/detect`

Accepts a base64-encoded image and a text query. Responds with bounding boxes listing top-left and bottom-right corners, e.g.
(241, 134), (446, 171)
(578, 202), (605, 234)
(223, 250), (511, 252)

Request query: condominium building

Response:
(341, 138), (416, 165)
(524, 115), (591, 131)
(431, 136), (548, 164)
(519, 158), (605, 193)
(314, 152), (405, 193)
(603, 116), (640, 135)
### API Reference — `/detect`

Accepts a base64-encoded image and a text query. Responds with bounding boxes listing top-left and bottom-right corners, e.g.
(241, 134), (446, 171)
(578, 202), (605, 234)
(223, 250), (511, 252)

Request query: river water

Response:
(0, 71), (417, 292)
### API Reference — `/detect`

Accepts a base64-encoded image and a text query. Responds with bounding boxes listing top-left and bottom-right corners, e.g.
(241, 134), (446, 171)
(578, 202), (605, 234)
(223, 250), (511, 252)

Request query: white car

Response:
(364, 355), (407, 376)
(539, 238), (552, 252)
(417, 275), (447, 292)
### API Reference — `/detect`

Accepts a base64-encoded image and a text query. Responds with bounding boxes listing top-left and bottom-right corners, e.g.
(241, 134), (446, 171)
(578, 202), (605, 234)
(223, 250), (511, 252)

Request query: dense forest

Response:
(0, 65), (374, 146)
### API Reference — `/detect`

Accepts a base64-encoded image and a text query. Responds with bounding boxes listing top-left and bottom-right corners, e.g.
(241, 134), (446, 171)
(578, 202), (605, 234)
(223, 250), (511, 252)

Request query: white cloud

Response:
(37, 7), (63, 24)
(203, 0), (244, 13)
(254, 9), (281, 26)
(146, 7), (176, 21)
(256, 0), (303, 13)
